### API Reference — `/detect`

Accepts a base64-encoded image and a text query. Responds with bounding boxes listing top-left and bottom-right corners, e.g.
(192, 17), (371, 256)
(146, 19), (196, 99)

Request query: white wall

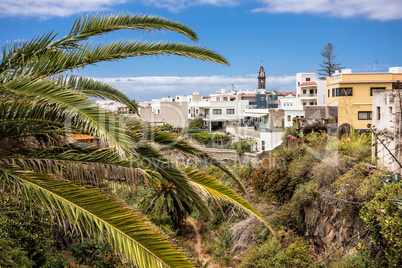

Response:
(259, 132), (284, 151)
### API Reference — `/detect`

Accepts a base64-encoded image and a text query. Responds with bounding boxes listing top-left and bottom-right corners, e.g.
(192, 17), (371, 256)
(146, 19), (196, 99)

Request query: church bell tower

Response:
(258, 66), (266, 90)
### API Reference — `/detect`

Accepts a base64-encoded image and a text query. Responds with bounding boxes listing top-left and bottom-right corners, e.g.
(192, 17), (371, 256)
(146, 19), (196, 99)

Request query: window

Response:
(332, 88), (353, 97)
(205, 109), (209, 115)
(389, 107), (393, 116)
(358, 111), (372, 120)
(188, 109), (191, 114)
(268, 95), (272, 100)
(303, 89), (306, 94)
(226, 109), (235, 114)
(339, 87), (353, 96)
(213, 109), (222, 115)
(223, 97), (228, 101)
(377, 107), (381, 120)
(216, 97), (220, 101)
(306, 78), (311, 81)
(287, 115), (291, 122)
(310, 89), (314, 94)
(303, 102), (307, 106)
(328, 89), (330, 97)
(315, 89), (317, 94)
(310, 102), (314, 105)
(196, 109), (198, 114)
(370, 87), (386, 96)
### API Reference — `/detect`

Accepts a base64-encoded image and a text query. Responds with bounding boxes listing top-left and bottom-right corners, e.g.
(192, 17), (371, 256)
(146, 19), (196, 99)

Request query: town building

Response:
(372, 87), (402, 174)
(326, 67), (402, 132)
(266, 91), (285, 108)
(296, 73), (327, 106)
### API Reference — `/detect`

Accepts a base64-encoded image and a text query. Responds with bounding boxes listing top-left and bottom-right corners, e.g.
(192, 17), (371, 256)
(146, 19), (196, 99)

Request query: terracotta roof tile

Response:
(299, 81), (317, 87)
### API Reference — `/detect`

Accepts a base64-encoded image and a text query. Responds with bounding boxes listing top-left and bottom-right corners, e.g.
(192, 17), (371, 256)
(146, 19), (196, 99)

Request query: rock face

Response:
(230, 218), (261, 253)
(304, 197), (372, 255)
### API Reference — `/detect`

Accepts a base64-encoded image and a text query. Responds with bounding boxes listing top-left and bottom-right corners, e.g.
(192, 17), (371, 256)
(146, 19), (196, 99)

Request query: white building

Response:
(95, 100), (129, 113)
(372, 88), (402, 174)
(296, 73), (326, 106)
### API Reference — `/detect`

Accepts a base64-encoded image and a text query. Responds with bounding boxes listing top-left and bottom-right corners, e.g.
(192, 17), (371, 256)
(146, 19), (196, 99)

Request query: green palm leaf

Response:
(65, 76), (138, 114)
(182, 165), (275, 236)
(0, 165), (194, 268)
(1, 78), (131, 155)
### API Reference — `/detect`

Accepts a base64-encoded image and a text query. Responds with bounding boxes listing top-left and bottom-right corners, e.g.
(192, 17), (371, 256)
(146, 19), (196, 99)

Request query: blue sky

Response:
(1, 0), (402, 101)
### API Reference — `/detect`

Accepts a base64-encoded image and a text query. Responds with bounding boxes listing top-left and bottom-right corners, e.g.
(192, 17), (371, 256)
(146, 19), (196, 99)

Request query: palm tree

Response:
(0, 13), (273, 267)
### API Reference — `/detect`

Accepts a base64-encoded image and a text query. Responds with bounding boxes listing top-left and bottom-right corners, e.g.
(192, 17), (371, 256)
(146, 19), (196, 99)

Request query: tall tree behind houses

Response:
(318, 43), (344, 79)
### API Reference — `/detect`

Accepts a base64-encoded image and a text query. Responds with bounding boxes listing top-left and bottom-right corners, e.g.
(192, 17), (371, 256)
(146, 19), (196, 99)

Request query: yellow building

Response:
(326, 67), (402, 131)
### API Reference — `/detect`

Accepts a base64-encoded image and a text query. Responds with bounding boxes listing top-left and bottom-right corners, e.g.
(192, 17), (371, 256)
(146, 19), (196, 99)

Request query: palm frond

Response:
(65, 76), (138, 114)
(132, 142), (212, 219)
(126, 119), (246, 194)
(1, 78), (131, 155)
(64, 12), (199, 43)
(24, 40), (228, 77)
(0, 165), (194, 268)
(182, 165), (275, 236)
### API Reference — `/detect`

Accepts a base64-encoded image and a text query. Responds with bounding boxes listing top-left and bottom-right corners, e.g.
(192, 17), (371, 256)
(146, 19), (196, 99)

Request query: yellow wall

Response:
(326, 73), (402, 130)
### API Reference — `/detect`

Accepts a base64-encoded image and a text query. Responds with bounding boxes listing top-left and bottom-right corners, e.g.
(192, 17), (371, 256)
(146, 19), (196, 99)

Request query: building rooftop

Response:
(299, 81), (317, 87)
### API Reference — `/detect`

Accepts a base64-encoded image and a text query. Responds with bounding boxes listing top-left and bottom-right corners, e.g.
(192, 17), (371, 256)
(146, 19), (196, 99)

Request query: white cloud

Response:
(252, 0), (402, 21)
(0, 0), (127, 18)
(94, 74), (296, 101)
(1, 0), (400, 21)
(143, 0), (239, 12)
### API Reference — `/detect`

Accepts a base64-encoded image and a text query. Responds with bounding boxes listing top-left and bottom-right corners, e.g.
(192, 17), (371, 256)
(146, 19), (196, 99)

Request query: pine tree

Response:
(318, 43), (344, 78)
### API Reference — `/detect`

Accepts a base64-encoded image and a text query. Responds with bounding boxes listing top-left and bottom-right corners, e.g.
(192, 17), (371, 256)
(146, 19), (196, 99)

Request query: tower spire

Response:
(258, 65), (266, 90)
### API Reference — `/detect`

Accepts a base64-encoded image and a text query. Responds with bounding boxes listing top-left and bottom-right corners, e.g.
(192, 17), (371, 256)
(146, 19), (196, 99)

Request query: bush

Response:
(239, 239), (287, 268)
(250, 167), (294, 204)
(336, 133), (373, 163)
(239, 237), (314, 268)
(71, 240), (123, 268)
(189, 132), (231, 147)
(274, 202), (300, 233)
(233, 138), (253, 154)
(360, 183), (402, 267)
(188, 116), (206, 130)
(329, 250), (380, 268)
(0, 197), (54, 268)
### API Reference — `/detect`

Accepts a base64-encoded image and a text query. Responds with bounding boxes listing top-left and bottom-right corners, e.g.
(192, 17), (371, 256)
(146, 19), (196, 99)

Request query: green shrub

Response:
(329, 250), (380, 268)
(71, 240), (123, 268)
(288, 153), (319, 185)
(286, 180), (320, 235)
(250, 167), (294, 204)
(233, 137), (253, 154)
(189, 132), (231, 147)
(0, 197), (54, 268)
(360, 183), (402, 267)
(274, 202), (300, 233)
(239, 237), (314, 268)
(336, 133), (373, 163)
(239, 239), (287, 268)
(285, 239), (314, 268)
(188, 116), (206, 130)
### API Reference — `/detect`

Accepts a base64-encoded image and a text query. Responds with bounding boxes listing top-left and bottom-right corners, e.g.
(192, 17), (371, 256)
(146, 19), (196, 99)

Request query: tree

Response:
(0, 13), (273, 267)
(318, 43), (344, 78)
(189, 115), (206, 130)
